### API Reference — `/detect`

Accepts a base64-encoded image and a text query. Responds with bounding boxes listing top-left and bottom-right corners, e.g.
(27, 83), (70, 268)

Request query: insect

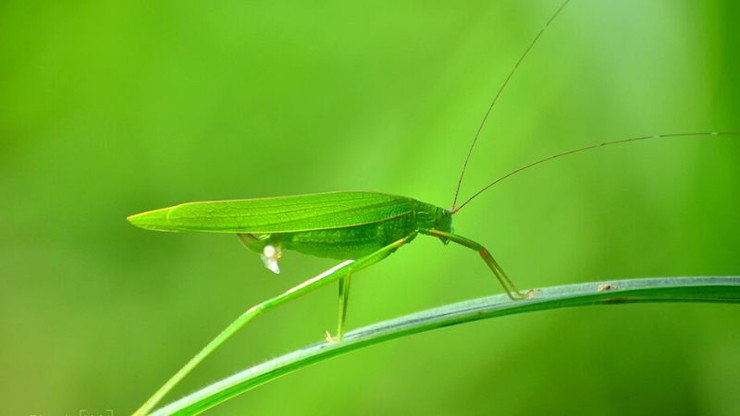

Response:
(127, 1), (737, 414)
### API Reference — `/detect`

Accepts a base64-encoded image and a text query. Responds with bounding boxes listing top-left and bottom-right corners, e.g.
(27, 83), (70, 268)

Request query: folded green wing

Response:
(127, 191), (417, 233)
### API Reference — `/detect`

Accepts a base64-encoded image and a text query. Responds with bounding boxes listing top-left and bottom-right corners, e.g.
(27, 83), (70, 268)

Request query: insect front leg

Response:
(420, 229), (524, 300)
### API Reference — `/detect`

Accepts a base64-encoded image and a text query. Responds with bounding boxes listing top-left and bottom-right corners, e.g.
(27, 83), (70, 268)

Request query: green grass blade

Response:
(150, 276), (740, 415)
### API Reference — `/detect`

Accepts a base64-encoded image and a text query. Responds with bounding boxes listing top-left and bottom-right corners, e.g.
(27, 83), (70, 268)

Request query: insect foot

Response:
(525, 289), (540, 299)
(261, 244), (282, 274)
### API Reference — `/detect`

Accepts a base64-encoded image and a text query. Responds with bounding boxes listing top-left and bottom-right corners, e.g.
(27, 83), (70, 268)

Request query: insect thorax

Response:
(416, 201), (452, 234)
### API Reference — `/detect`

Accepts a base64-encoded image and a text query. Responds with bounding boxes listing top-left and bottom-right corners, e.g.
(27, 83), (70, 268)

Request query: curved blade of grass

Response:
(151, 276), (740, 415)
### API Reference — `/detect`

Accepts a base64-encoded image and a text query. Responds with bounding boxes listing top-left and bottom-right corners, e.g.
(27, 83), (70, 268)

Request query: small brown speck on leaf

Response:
(598, 283), (619, 292)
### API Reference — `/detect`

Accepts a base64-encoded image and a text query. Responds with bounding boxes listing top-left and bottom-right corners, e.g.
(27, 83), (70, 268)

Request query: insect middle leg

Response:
(265, 232), (418, 342)
(337, 273), (352, 341)
(420, 229), (524, 300)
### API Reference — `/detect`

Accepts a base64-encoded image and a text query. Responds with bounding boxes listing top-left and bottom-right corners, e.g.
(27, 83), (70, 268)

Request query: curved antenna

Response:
(450, 132), (740, 214)
(451, 0), (571, 211)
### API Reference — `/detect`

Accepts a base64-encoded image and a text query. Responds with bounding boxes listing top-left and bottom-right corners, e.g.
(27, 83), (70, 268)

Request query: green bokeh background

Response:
(2, 0), (739, 415)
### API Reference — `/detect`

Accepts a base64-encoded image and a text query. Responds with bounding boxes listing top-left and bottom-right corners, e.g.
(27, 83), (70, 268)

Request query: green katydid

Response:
(127, 0), (738, 414)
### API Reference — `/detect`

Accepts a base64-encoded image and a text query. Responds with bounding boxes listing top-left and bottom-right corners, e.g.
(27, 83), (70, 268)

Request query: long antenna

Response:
(450, 132), (740, 214)
(451, 0), (571, 211)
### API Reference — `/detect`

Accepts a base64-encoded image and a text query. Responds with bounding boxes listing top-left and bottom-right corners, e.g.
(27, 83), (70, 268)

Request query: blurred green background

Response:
(1, 0), (738, 414)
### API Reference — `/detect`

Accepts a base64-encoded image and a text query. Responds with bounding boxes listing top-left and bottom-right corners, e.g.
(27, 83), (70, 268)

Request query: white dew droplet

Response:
(260, 244), (282, 274)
